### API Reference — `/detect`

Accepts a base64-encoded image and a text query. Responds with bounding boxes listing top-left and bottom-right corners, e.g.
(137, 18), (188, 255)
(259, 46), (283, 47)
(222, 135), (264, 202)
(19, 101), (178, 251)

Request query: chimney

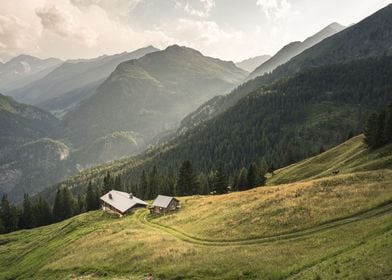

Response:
(109, 193), (113, 199)
(129, 193), (133, 199)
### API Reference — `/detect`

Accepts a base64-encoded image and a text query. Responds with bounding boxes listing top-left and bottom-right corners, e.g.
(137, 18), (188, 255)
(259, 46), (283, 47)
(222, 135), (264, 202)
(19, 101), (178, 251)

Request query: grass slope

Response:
(268, 135), (392, 185)
(1, 137), (391, 279)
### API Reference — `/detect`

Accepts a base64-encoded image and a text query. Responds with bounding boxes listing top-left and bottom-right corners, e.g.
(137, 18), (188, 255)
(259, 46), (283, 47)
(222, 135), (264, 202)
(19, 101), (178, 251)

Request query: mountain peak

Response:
(327, 22), (345, 30)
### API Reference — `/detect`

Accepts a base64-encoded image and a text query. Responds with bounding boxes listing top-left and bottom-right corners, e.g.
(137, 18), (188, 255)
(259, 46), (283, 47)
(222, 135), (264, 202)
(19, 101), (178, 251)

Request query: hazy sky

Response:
(1, 0), (391, 63)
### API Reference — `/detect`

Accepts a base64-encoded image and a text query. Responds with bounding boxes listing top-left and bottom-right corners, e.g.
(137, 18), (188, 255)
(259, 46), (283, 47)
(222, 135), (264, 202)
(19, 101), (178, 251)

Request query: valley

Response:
(0, 2), (391, 279)
(0, 135), (391, 279)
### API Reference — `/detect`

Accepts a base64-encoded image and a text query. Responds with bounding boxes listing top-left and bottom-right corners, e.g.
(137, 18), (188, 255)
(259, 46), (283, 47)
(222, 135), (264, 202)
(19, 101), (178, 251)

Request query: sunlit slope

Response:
(1, 136), (391, 279)
(268, 135), (392, 185)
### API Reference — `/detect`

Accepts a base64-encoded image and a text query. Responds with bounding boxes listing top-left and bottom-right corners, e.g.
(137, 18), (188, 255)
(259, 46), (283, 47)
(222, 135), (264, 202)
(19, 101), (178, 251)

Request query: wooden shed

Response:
(100, 190), (148, 217)
(150, 195), (180, 214)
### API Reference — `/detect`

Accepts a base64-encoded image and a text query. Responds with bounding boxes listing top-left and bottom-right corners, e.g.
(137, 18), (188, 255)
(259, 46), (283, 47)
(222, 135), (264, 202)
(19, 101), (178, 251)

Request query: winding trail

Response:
(135, 202), (392, 246)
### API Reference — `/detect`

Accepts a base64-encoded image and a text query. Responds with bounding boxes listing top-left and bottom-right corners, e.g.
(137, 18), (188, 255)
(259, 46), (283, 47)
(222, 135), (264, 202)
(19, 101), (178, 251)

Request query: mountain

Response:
(0, 94), (74, 201)
(0, 138), (74, 202)
(235, 55), (271, 72)
(38, 55), (392, 205)
(247, 22), (345, 80)
(3, 135), (391, 279)
(126, 56), (392, 178)
(179, 6), (392, 133)
(58, 45), (248, 165)
(0, 93), (58, 156)
(9, 46), (159, 117)
(0, 55), (62, 92)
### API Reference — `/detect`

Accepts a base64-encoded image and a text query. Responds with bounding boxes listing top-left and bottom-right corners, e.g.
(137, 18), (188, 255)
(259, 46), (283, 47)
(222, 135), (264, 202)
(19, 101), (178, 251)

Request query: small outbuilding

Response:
(150, 195), (180, 214)
(100, 190), (148, 217)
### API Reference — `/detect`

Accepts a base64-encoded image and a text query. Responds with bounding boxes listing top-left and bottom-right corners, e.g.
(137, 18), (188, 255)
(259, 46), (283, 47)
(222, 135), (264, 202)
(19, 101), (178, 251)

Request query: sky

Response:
(0, 0), (391, 63)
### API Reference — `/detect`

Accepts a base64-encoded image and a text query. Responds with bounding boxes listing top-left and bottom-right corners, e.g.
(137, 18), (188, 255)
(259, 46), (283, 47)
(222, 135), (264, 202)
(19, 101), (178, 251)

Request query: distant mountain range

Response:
(9, 46), (159, 118)
(235, 55), (271, 72)
(0, 55), (62, 93)
(3, 4), (392, 204)
(39, 4), (392, 202)
(0, 93), (58, 155)
(57, 45), (248, 166)
(247, 22), (345, 80)
(0, 94), (74, 202)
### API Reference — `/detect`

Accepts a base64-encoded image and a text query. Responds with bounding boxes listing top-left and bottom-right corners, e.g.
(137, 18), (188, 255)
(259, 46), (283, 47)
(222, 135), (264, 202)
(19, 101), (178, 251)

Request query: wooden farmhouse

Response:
(150, 195), (180, 214)
(100, 190), (148, 217)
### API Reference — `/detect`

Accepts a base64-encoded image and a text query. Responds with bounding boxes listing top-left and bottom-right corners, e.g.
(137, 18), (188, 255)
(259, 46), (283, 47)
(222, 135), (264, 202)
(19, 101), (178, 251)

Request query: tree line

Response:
(0, 158), (268, 234)
(364, 100), (392, 149)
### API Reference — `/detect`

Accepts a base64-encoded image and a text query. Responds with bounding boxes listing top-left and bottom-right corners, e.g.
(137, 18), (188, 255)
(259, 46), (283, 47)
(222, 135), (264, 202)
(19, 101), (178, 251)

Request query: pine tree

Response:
(213, 166), (228, 194)
(364, 111), (386, 148)
(140, 170), (148, 198)
(237, 168), (248, 191)
(0, 217), (5, 233)
(177, 161), (199, 195)
(76, 195), (84, 214)
(385, 101), (392, 143)
(53, 189), (63, 222)
(61, 188), (74, 220)
(33, 197), (53, 227)
(0, 195), (18, 233)
(20, 194), (35, 229)
(247, 162), (258, 188)
(86, 181), (96, 211)
(103, 172), (112, 193)
(148, 166), (159, 198)
(114, 176), (123, 191)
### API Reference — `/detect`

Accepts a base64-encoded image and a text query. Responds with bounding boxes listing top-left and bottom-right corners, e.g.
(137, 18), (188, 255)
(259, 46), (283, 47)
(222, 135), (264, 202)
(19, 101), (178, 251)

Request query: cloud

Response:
(176, 0), (215, 18)
(0, 14), (41, 61)
(256, 0), (291, 20)
(157, 17), (247, 60)
(36, 5), (98, 47)
(70, 0), (143, 18)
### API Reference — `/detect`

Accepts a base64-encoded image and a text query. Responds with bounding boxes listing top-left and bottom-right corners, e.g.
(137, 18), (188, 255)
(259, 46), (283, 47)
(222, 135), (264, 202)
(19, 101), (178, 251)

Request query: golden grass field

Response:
(0, 135), (391, 279)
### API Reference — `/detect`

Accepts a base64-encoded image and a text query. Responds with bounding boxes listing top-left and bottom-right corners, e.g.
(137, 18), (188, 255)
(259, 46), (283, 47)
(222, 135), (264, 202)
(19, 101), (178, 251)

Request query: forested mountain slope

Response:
(0, 94), (58, 156)
(38, 56), (392, 202)
(127, 56), (392, 176)
(178, 5), (392, 133)
(0, 94), (74, 201)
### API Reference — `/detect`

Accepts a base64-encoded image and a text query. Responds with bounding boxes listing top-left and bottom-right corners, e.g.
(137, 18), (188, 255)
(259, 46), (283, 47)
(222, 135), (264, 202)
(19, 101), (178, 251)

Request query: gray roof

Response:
(100, 190), (147, 213)
(152, 195), (178, 208)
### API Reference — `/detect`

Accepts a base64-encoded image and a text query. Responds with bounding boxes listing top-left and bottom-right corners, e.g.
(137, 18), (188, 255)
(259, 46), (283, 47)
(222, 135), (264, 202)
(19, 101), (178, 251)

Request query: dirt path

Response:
(135, 202), (392, 246)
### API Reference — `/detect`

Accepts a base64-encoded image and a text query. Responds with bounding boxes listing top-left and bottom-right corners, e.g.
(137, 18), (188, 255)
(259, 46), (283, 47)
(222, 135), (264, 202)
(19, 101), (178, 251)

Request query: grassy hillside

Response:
(268, 134), (392, 185)
(2, 137), (392, 279)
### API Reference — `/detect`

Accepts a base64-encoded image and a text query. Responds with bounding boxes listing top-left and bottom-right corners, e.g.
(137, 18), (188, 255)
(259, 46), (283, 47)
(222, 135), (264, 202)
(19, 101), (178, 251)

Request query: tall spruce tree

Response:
(364, 111), (386, 148)
(213, 166), (228, 194)
(33, 197), (53, 227)
(103, 172), (112, 193)
(177, 160), (199, 195)
(61, 188), (74, 220)
(247, 162), (258, 189)
(385, 101), (392, 143)
(86, 181), (96, 211)
(0, 195), (18, 233)
(140, 170), (148, 198)
(148, 166), (159, 199)
(53, 189), (63, 222)
(20, 194), (35, 229)
(237, 168), (248, 191)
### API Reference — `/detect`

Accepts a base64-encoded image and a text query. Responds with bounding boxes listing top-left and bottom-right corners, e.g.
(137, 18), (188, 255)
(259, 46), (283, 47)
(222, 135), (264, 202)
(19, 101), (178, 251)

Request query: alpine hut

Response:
(100, 190), (147, 217)
(150, 195), (180, 214)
